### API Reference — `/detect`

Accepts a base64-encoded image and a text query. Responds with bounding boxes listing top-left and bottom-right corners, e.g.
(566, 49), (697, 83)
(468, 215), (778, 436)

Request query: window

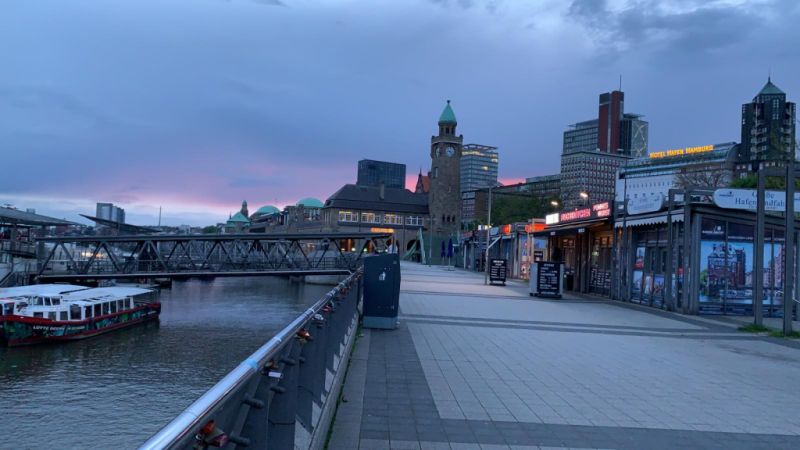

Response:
(406, 216), (423, 226)
(338, 211), (358, 222)
(384, 214), (403, 225)
(95, 304), (102, 316)
(117, 300), (124, 310)
(60, 311), (68, 321)
(70, 305), (81, 320)
(361, 212), (380, 224)
(102, 303), (109, 315)
(110, 301), (117, 314)
(85, 306), (92, 318)
(48, 312), (56, 320)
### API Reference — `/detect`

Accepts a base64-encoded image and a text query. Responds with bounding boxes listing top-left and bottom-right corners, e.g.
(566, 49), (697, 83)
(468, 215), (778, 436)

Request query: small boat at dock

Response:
(0, 285), (160, 347)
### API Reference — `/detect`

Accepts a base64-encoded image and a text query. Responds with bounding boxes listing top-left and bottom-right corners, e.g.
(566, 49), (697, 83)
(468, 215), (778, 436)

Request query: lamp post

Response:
(484, 185), (492, 285)
(579, 191), (589, 207)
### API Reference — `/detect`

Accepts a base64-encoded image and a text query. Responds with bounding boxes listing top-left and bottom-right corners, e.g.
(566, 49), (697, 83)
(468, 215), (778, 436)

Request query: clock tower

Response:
(429, 100), (463, 255)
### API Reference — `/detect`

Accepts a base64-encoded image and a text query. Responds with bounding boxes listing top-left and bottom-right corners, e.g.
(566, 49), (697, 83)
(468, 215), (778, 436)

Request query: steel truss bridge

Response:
(35, 232), (391, 281)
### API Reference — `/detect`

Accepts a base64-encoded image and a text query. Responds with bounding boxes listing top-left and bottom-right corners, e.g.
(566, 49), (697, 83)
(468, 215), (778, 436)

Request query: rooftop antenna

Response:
(158, 206), (162, 227)
(619, 74), (622, 91)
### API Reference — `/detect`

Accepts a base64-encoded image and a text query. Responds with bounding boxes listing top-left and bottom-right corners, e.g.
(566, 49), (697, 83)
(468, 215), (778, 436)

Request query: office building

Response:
(460, 144), (498, 192)
(738, 78), (796, 164)
(95, 202), (125, 224)
(356, 159), (406, 189)
(560, 90), (648, 209)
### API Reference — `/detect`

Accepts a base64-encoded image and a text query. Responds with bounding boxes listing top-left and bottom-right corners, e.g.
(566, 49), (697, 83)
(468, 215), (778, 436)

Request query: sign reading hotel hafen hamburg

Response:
(649, 144), (714, 159)
(713, 189), (800, 212)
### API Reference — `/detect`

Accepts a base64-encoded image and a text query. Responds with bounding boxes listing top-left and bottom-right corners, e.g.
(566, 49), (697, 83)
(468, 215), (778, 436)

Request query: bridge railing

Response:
(139, 269), (363, 450)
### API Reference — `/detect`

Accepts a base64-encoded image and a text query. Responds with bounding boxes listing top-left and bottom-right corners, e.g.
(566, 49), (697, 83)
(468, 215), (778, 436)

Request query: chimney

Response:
(379, 182), (385, 200)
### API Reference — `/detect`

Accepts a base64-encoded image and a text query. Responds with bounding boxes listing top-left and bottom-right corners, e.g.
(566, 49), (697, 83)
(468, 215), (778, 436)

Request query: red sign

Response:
(525, 223), (546, 233)
(596, 208), (610, 217)
(501, 224), (512, 235)
(592, 202), (609, 212)
(560, 209), (591, 222)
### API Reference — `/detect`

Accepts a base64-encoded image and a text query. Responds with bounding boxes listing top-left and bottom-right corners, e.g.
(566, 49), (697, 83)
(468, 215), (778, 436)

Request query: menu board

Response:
(535, 261), (562, 298)
(489, 258), (507, 285)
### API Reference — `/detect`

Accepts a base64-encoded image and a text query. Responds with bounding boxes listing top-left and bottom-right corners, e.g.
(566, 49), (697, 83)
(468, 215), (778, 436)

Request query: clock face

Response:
(445, 146), (455, 157)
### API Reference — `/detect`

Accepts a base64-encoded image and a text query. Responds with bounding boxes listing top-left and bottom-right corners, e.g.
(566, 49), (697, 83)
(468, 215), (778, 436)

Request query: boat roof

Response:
(0, 284), (89, 297)
(63, 287), (152, 302)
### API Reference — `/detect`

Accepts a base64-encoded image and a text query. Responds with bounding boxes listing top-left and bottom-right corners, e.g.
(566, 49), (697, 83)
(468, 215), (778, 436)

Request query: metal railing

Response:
(140, 270), (363, 450)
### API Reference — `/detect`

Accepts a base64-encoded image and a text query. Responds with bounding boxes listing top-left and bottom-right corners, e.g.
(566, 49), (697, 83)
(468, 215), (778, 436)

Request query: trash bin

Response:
(362, 253), (400, 329)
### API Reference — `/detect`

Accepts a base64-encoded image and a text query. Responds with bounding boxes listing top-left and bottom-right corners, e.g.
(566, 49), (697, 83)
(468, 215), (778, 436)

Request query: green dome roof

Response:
(438, 100), (457, 124)
(255, 205), (280, 215)
(296, 197), (323, 208)
(758, 77), (785, 96)
(227, 211), (250, 224)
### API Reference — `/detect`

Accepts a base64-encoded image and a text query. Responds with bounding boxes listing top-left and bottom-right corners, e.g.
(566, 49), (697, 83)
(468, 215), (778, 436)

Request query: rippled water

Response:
(0, 276), (332, 449)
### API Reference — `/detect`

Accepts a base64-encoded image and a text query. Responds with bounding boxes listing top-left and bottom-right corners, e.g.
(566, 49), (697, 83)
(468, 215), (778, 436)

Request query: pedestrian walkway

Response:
(328, 262), (800, 449)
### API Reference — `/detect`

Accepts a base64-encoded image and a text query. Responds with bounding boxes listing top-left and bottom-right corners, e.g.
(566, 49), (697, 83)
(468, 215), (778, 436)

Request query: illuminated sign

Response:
(370, 227), (395, 233)
(649, 144), (713, 159)
(560, 208), (591, 222)
(501, 224), (512, 235)
(525, 223), (546, 233)
(546, 202), (612, 226)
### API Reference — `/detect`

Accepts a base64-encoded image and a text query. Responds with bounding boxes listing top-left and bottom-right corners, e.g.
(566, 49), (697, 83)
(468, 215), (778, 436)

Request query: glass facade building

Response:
(460, 144), (498, 192)
(356, 159), (406, 189)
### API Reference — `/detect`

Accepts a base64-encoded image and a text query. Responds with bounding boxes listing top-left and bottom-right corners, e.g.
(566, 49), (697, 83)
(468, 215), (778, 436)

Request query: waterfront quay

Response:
(329, 262), (800, 450)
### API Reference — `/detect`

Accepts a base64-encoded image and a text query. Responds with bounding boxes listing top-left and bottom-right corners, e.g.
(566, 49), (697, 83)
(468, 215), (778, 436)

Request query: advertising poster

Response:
(699, 218), (726, 307)
(632, 270), (644, 302)
(725, 223), (754, 306)
(634, 247), (645, 269)
(643, 274), (654, 299)
(653, 275), (665, 307)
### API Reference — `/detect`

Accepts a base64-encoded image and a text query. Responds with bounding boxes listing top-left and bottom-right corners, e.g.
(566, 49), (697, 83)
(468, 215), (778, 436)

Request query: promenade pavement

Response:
(328, 262), (800, 450)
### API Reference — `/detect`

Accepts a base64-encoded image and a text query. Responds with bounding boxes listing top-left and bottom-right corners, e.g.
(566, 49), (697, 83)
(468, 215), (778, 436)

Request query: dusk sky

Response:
(2, 0), (799, 226)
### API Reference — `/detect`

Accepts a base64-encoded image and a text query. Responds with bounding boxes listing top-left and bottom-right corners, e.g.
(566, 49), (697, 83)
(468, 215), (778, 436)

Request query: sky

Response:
(1, 0), (799, 226)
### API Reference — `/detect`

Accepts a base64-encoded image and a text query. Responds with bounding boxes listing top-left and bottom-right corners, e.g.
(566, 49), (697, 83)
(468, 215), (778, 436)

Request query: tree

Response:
(731, 174), (798, 189)
(490, 195), (557, 225)
(675, 168), (729, 189)
(202, 225), (220, 234)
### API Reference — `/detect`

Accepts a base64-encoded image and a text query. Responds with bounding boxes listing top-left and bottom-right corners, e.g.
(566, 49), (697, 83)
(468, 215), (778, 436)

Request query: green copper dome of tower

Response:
(438, 100), (457, 125)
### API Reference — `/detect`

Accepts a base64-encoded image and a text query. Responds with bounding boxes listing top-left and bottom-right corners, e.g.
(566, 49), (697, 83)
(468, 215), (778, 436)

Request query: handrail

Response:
(139, 269), (361, 450)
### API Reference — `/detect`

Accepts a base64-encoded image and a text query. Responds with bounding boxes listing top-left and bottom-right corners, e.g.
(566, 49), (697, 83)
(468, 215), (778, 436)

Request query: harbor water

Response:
(0, 276), (333, 449)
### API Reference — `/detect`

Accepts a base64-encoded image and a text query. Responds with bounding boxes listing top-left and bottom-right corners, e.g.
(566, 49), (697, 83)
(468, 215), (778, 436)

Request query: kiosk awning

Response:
(614, 212), (684, 228)
(535, 217), (610, 237)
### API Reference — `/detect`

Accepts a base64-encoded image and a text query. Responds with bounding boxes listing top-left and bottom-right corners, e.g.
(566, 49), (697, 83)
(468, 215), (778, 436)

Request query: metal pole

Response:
(784, 161), (795, 335)
(682, 188), (692, 314)
(754, 166), (765, 326)
(428, 191), (433, 265)
(665, 191), (674, 311)
(484, 185), (492, 285)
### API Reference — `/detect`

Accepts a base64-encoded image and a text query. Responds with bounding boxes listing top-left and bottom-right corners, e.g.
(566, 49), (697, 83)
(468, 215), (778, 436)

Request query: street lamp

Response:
(550, 200), (559, 207)
(579, 191), (589, 207)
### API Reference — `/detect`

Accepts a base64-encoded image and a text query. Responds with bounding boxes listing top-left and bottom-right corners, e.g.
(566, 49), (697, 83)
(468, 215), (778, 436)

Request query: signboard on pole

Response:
(626, 195), (664, 215)
(529, 261), (563, 298)
(713, 189), (800, 212)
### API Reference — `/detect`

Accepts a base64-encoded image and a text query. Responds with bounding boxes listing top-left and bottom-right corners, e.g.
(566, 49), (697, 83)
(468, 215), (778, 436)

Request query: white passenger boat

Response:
(0, 285), (160, 347)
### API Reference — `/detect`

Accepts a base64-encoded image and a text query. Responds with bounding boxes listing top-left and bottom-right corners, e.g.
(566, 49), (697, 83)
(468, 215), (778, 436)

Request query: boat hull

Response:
(0, 303), (161, 347)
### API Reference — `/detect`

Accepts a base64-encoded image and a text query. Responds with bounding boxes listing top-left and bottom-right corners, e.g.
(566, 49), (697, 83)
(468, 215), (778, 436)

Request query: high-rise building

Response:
(560, 90), (648, 209)
(460, 144), (498, 192)
(95, 202), (125, 224)
(738, 78), (796, 163)
(357, 159), (406, 189)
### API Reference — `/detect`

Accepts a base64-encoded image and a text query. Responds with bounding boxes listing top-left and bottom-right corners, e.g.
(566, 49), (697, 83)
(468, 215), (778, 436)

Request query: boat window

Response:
(34, 297), (44, 306)
(128, 298), (133, 309)
(60, 311), (68, 321)
(34, 312), (44, 318)
(94, 304), (102, 317)
(117, 300), (123, 310)
(1, 304), (9, 315)
(85, 306), (92, 318)
(48, 312), (56, 320)
(102, 302), (109, 315)
(110, 301), (117, 314)
(52, 298), (60, 305)
(44, 298), (52, 306)
(70, 305), (81, 320)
